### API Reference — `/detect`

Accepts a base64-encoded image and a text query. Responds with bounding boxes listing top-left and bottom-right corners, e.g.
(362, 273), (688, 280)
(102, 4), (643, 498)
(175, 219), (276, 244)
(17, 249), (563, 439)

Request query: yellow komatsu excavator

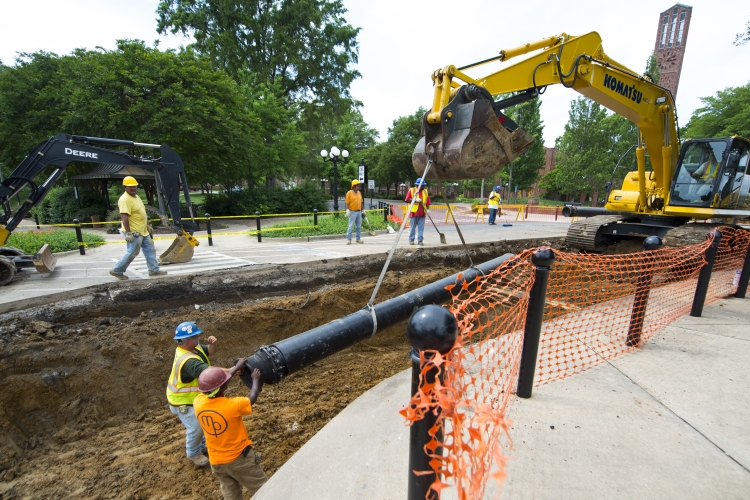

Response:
(0, 134), (199, 285)
(413, 32), (750, 251)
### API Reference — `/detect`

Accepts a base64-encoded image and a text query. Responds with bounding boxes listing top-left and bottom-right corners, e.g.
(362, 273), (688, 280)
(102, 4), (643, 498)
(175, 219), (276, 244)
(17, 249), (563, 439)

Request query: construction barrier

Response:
(401, 226), (750, 499)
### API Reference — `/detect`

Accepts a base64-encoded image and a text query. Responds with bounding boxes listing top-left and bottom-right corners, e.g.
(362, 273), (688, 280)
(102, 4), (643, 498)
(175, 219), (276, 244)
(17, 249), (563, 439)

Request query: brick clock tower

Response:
(653, 4), (693, 97)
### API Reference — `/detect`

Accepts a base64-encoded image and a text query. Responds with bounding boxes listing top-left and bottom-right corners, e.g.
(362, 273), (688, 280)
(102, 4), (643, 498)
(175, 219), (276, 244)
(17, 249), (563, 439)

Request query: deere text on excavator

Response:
(413, 32), (750, 251)
(0, 133), (199, 285)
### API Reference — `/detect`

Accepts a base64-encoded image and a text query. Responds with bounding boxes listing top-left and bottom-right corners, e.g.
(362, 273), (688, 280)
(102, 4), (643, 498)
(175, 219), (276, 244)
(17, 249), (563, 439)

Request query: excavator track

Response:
(565, 215), (630, 252)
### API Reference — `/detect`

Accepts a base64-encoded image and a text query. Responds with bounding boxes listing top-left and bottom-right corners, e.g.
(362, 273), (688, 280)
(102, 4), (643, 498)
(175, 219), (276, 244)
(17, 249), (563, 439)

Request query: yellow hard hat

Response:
(122, 176), (138, 187)
(351, 179), (360, 187)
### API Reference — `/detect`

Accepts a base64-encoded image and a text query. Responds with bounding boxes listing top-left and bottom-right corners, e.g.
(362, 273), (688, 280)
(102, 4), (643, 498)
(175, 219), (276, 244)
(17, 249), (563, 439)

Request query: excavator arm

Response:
(0, 133), (197, 244)
(413, 32), (679, 212)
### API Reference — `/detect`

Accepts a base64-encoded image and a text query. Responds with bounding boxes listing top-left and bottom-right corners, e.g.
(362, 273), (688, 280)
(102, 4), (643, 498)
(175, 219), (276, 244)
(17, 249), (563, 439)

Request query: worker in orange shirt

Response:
(345, 179), (364, 244)
(194, 360), (267, 499)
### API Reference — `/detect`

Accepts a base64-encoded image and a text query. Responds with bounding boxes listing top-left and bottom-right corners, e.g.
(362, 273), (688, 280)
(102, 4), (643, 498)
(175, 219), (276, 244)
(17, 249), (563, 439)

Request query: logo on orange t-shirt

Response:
(199, 410), (229, 437)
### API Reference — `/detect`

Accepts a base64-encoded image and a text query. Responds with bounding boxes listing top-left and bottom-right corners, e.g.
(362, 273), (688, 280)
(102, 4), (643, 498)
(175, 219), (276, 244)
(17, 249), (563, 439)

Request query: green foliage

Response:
(501, 97), (546, 191)
(203, 184), (330, 216)
(29, 187), (107, 224)
(7, 229), (104, 253)
(683, 83), (750, 139)
(645, 51), (660, 84)
(542, 97), (611, 197)
(369, 109), (425, 190)
(156, 0), (360, 110)
(735, 19), (750, 46)
(262, 213), (397, 238)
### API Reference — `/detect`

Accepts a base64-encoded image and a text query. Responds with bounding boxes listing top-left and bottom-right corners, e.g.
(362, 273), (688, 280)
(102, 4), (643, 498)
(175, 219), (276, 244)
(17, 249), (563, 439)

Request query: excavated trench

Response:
(0, 239), (565, 500)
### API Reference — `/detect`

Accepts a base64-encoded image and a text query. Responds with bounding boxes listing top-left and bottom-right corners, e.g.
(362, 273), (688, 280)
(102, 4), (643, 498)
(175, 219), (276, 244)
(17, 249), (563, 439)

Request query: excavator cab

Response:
(412, 84), (535, 180)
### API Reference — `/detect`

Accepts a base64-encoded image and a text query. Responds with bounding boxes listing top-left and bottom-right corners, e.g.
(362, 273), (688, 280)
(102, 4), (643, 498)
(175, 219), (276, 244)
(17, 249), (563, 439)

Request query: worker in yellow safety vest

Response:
(167, 321), (217, 467)
(404, 178), (431, 245)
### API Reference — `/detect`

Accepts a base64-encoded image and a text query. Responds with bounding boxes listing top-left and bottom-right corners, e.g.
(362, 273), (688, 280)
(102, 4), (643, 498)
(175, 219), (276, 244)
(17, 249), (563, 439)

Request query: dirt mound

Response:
(0, 266), (453, 499)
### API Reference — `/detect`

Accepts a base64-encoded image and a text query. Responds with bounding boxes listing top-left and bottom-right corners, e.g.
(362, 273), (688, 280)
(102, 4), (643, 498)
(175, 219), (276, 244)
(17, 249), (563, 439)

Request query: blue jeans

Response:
(409, 216), (426, 242)
(347, 211), (362, 241)
(169, 404), (206, 457)
(488, 207), (498, 224)
(112, 231), (160, 274)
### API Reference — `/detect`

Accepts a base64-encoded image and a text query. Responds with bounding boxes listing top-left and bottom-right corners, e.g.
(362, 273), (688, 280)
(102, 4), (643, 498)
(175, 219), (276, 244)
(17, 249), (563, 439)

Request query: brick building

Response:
(653, 4), (693, 97)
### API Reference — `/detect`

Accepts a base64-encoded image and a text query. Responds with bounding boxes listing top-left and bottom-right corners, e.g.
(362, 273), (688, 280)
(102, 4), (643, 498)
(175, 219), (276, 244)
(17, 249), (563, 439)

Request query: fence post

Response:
(690, 229), (722, 317)
(72, 218), (85, 255)
(384, 204), (389, 223)
(735, 238), (750, 299)
(205, 213), (213, 246)
(313, 209), (318, 229)
(255, 211), (262, 243)
(516, 248), (555, 398)
(525, 204), (529, 220)
(34, 213), (40, 229)
(554, 206), (559, 221)
(626, 236), (662, 347)
(406, 305), (458, 500)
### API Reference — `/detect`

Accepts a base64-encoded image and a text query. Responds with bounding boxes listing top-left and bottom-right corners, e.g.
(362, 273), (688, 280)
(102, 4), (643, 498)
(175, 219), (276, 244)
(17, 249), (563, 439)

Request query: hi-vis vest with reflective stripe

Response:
(488, 191), (499, 208)
(166, 345), (210, 406)
(409, 188), (428, 213)
(701, 159), (719, 179)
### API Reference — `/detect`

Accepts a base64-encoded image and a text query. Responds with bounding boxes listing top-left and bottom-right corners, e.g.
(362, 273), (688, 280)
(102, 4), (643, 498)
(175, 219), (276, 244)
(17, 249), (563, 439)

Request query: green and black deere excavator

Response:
(413, 31), (750, 251)
(0, 133), (199, 285)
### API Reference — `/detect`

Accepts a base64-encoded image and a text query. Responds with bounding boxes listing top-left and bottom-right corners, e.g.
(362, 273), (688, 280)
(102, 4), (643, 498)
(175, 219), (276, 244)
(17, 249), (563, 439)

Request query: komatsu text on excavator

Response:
(413, 32), (750, 251)
(0, 134), (199, 285)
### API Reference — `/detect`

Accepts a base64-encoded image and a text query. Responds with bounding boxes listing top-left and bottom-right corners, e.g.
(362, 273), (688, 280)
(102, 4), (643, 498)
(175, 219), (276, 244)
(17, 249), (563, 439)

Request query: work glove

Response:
(426, 209), (430, 215)
(346, 209), (351, 217)
(125, 232), (135, 243)
(147, 224), (154, 238)
(361, 210), (366, 218)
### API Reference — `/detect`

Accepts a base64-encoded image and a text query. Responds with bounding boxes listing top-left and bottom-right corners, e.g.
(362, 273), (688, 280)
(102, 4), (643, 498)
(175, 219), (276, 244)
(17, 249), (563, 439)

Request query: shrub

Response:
(203, 184), (330, 216)
(6, 229), (105, 253)
(29, 186), (107, 224)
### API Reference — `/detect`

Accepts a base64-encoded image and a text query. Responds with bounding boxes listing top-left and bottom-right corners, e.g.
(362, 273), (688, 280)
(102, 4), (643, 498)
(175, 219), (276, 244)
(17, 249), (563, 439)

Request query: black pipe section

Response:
(735, 238), (750, 299)
(240, 253), (515, 387)
(406, 305), (457, 500)
(690, 229), (722, 317)
(561, 206), (632, 218)
(626, 236), (662, 346)
(516, 248), (555, 398)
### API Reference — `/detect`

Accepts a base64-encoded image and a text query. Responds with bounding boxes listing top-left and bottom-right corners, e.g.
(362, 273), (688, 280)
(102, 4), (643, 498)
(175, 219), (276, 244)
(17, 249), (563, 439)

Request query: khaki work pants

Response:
(211, 452), (268, 500)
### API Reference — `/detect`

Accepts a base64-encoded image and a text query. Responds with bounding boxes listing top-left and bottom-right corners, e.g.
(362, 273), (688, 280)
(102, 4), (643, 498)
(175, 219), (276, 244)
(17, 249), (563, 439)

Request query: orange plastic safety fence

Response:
(401, 226), (750, 500)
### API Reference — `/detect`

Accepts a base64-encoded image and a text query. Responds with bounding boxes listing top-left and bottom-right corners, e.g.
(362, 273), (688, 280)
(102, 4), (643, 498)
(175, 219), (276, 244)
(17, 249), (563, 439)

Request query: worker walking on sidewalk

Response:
(110, 176), (166, 280)
(405, 178), (431, 245)
(194, 361), (268, 500)
(345, 179), (364, 245)
(166, 321), (217, 467)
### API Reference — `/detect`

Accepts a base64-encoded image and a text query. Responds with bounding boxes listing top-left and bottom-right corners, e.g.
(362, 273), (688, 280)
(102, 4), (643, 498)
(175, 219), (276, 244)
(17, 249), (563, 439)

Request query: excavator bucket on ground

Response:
(159, 230), (199, 265)
(412, 86), (535, 180)
(32, 244), (57, 273)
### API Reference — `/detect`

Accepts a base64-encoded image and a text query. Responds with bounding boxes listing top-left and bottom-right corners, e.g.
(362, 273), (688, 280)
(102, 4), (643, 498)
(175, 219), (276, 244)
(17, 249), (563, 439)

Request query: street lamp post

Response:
(320, 146), (349, 212)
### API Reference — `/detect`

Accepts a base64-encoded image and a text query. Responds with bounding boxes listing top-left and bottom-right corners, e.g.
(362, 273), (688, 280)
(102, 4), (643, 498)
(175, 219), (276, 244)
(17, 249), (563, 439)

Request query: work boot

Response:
(109, 270), (128, 280)
(418, 242), (424, 246)
(149, 270), (168, 277)
(346, 240), (351, 245)
(188, 454), (209, 467)
(409, 241), (415, 245)
(356, 240), (364, 244)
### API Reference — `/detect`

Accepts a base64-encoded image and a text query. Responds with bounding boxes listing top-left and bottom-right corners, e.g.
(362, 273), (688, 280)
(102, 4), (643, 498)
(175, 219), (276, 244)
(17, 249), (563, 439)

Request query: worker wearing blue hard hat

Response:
(166, 321), (219, 467)
(405, 178), (431, 245)
(488, 186), (501, 225)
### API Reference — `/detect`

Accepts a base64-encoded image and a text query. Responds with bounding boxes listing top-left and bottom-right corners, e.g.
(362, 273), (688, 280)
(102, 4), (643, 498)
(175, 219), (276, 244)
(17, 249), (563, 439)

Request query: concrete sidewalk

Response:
(253, 295), (750, 500)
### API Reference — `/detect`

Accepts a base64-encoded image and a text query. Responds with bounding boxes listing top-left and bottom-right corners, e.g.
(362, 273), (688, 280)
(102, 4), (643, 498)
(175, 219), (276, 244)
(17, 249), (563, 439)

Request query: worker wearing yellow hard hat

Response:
(345, 179), (364, 244)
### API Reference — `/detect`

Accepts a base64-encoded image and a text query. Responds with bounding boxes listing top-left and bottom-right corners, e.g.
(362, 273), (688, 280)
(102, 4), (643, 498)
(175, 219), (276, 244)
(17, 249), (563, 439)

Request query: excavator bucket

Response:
(32, 244), (57, 273)
(412, 97), (535, 180)
(159, 230), (199, 265)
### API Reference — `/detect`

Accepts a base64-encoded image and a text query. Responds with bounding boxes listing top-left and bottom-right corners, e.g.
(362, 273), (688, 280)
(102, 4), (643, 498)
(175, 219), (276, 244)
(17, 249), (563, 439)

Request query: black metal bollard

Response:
(516, 248), (555, 398)
(406, 305), (458, 500)
(626, 236), (662, 347)
(255, 211), (262, 243)
(734, 238), (750, 299)
(73, 218), (85, 255)
(34, 213), (40, 229)
(313, 209), (318, 228)
(690, 229), (722, 317)
(383, 204), (389, 223)
(205, 213), (213, 246)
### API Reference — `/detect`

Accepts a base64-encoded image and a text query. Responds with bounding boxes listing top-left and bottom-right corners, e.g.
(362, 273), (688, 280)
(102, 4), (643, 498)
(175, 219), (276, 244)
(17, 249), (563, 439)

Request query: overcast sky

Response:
(1, 0), (748, 147)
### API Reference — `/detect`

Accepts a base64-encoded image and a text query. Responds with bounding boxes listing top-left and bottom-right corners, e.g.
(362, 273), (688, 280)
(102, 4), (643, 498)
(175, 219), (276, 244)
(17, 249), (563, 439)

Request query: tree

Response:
(683, 83), (750, 139)
(371, 109), (425, 193)
(645, 51), (660, 84)
(541, 97), (611, 198)
(501, 97), (546, 192)
(735, 19), (750, 46)
(156, 0), (360, 110)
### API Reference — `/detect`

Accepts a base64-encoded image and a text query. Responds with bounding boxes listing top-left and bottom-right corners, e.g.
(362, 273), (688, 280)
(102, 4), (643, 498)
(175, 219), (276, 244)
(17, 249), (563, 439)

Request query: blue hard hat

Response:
(495, 186), (501, 191)
(174, 321), (202, 340)
(415, 178), (424, 186)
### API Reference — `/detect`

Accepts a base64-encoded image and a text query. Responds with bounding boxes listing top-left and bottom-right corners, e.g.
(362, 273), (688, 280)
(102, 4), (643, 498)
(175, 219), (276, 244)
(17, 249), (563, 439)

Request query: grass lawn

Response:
(261, 212), (398, 238)
(6, 229), (105, 253)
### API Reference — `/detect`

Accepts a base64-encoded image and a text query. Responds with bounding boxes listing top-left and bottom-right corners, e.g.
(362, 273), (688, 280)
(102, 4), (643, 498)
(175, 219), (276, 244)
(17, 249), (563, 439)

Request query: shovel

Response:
(363, 212), (377, 237)
(426, 211), (447, 244)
